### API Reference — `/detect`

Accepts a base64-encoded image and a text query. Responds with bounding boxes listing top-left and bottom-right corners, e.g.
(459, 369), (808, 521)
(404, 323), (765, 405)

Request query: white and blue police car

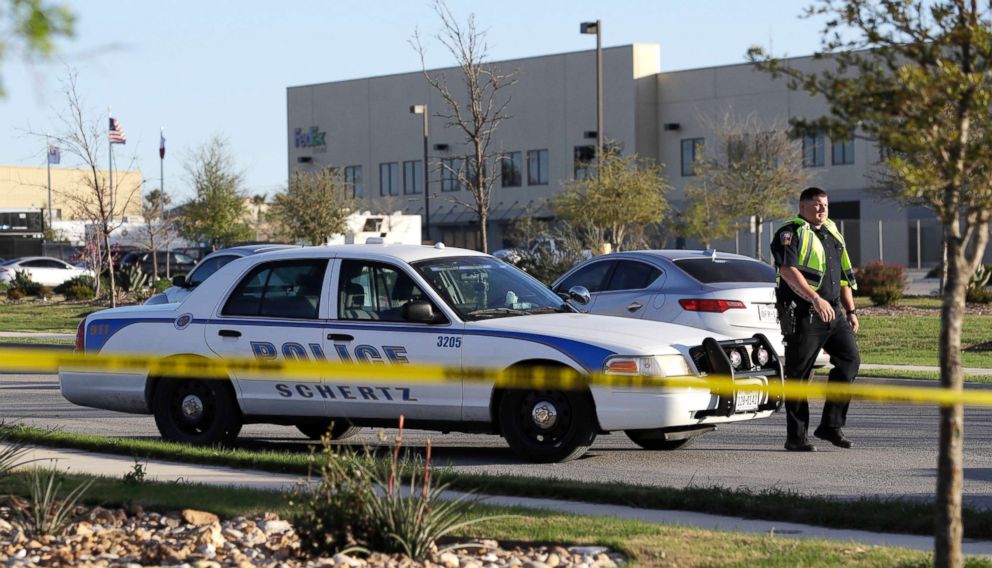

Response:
(60, 243), (783, 462)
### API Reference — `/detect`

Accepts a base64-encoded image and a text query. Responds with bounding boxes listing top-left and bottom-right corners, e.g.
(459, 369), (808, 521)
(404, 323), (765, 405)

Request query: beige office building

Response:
(0, 165), (143, 222)
(288, 44), (975, 267)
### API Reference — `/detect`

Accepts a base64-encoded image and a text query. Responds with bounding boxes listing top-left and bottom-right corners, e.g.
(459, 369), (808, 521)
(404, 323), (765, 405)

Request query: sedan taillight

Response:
(678, 298), (746, 313)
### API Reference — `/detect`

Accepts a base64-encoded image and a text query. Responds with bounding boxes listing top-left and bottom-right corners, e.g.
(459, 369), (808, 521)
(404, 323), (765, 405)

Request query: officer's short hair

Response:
(800, 186), (828, 202)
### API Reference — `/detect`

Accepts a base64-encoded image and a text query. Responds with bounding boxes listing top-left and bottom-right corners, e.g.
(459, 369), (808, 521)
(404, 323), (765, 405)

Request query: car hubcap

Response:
(531, 400), (558, 430)
(180, 394), (204, 422)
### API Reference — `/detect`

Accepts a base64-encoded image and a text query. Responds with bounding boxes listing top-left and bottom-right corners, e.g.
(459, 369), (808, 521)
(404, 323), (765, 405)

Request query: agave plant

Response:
(23, 467), (94, 536)
(969, 264), (991, 291)
(0, 430), (32, 478)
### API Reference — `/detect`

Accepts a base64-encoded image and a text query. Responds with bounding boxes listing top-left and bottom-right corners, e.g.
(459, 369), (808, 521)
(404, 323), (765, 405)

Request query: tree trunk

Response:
(105, 230), (117, 308)
(479, 209), (488, 253)
(935, 235), (966, 568)
(150, 231), (159, 282)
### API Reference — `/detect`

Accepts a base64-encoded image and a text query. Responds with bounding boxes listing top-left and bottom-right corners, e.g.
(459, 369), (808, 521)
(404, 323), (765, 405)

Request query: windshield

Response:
(412, 256), (569, 320)
(674, 258), (776, 284)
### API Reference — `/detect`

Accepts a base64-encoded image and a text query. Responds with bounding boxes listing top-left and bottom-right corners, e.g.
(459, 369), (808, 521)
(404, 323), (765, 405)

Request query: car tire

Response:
(152, 378), (242, 445)
(498, 388), (596, 463)
(624, 429), (697, 451)
(295, 419), (362, 441)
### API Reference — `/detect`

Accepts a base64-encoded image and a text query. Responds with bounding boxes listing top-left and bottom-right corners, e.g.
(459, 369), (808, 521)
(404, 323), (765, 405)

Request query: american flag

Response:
(109, 117), (127, 145)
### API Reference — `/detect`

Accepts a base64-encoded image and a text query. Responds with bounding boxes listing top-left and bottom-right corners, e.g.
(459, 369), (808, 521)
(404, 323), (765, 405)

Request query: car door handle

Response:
(218, 329), (241, 338)
(627, 302), (642, 312)
(327, 333), (354, 342)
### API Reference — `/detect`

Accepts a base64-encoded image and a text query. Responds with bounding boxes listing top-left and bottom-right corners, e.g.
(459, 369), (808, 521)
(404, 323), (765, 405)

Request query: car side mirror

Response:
(172, 274), (188, 288)
(402, 299), (440, 324)
(566, 285), (591, 306)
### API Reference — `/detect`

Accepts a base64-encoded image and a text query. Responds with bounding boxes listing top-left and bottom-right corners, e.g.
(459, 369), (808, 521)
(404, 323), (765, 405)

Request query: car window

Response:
(605, 260), (662, 291)
(674, 258), (776, 283)
(47, 260), (70, 269)
(222, 260), (327, 319)
(173, 253), (195, 264)
(20, 260), (45, 268)
(338, 260), (430, 322)
(556, 260), (615, 293)
(188, 255), (237, 286)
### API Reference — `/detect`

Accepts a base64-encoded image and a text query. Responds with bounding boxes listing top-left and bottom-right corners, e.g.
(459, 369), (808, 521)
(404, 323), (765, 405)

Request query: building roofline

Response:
(287, 43), (657, 90)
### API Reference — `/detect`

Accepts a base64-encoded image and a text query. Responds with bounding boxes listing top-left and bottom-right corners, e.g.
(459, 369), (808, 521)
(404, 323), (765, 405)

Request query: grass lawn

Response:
(0, 302), (101, 333)
(6, 425), (992, 542)
(858, 314), (992, 368)
(0, 471), (971, 567)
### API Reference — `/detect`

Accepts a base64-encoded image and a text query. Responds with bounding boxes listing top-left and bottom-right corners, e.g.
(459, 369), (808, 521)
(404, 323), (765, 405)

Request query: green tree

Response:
(554, 149), (670, 251)
(269, 169), (354, 245)
(138, 189), (175, 279)
(685, 113), (808, 259)
(178, 137), (251, 250)
(749, 2), (992, 564)
(0, 0), (75, 96)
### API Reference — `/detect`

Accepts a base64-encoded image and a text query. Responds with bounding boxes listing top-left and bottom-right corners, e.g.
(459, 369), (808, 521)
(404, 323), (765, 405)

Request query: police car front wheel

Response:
(498, 389), (596, 463)
(152, 378), (242, 445)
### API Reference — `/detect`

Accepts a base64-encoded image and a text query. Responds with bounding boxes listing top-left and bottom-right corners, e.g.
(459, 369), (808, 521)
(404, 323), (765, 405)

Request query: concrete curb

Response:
(8, 444), (992, 556)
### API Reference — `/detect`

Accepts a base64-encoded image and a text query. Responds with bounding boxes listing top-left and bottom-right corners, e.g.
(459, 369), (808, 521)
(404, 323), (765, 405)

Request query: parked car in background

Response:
(0, 256), (95, 286)
(145, 244), (299, 305)
(552, 250), (828, 366)
(119, 250), (198, 279)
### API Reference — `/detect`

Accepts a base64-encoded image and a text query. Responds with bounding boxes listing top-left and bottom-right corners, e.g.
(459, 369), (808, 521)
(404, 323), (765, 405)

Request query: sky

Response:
(0, 1), (829, 204)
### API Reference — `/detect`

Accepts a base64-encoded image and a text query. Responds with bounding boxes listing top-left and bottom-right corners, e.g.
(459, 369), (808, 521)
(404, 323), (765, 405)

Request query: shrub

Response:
(0, 281), (8, 294)
(54, 275), (95, 295)
(6, 287), (24, 301)
(63, 283), (95, 301)
(154, 278), (172, 293)
(856, 261), (906, 306)
(9, 270), (41, 297)
(967, 286), (992, 304)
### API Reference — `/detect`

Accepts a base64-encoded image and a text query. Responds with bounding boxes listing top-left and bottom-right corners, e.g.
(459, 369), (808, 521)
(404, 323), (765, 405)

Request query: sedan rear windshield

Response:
(674, 258), (775, 283)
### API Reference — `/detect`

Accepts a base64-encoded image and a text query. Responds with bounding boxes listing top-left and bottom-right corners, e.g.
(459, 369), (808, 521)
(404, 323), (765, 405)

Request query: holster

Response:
(777, 301), (797, 338)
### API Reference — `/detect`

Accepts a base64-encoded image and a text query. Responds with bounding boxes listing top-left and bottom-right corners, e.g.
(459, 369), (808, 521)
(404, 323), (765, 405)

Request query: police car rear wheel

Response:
(295, 420), (362, 441)
(152, 378), (242, 445)
(498, 389), (596, 463)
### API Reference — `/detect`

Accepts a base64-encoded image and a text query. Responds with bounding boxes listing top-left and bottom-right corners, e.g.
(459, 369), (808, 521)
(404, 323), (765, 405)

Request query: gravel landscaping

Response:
(0, 505), (625, 568)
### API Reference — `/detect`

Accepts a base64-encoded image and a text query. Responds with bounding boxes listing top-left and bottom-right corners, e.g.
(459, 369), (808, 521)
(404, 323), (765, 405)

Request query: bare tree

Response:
(178, 136), (252, 251)
(38, 71), (140, 307)
(412, 0), (517, 252)
(136, 189), (176, 281)
(686, 112), (809, 260)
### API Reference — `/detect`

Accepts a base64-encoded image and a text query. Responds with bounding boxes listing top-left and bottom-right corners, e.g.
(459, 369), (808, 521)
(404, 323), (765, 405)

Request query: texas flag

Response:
(159, 129), (166, 159)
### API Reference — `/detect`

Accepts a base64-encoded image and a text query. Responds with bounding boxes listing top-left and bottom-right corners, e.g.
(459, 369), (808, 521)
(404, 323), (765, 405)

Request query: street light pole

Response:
(410, 104), (430, 243)
(580, 20), (604, 174)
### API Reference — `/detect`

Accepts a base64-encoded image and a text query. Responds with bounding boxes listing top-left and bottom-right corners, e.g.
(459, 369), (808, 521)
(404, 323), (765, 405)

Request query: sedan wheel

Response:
(499, 389), (596, 463)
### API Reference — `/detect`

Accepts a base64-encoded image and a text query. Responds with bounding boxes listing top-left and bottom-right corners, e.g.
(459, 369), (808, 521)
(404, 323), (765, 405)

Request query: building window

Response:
(379, 162), (399, 196)
(803, 133), (825, 167)
(501, 151), (522, 187)
(527, 149), (549, 185)
(403, 160), (423, 195)
(832, 138), (855, 165)
(441, 158), (464, 192)
(680, 138), (704, 177)
(344, 165), (364, 198)
(573, 145), (595, 180)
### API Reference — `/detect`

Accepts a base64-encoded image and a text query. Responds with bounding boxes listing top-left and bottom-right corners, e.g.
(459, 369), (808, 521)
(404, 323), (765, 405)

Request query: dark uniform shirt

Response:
(771, 220), (844, 308)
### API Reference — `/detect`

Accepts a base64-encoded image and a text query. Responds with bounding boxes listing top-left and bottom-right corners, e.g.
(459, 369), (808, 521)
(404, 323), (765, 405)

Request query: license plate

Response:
(735, 390), (762, 412)
(758, 304), (777, 322)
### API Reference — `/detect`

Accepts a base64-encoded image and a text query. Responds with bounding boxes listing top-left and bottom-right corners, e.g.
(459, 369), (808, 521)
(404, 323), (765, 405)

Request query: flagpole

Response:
(46, 136), (53, 230)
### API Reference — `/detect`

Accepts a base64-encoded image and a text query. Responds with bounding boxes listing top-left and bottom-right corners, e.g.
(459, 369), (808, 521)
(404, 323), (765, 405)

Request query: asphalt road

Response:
(4, 373), (992, 509)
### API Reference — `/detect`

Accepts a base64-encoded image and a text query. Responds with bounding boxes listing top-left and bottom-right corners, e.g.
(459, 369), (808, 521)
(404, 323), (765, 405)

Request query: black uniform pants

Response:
(782, 304), (860, 443)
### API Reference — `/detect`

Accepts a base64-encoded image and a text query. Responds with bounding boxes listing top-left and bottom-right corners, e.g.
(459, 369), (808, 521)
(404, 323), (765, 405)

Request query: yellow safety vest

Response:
(775, 216), (857, 291)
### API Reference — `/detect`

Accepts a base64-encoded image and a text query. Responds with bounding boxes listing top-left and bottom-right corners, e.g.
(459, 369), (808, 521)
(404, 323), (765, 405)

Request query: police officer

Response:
(770, 187), (861, 452)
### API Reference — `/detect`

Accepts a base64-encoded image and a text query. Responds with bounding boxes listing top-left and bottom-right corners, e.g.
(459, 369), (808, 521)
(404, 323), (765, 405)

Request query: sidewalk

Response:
(860, 363), (992, 376)
(0, 332), (74, 339)
(9, 444), (992, 556)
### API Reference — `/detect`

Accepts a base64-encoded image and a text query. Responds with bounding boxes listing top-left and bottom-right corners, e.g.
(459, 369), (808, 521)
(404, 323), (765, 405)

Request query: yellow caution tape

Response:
(0, 347), (987, 408)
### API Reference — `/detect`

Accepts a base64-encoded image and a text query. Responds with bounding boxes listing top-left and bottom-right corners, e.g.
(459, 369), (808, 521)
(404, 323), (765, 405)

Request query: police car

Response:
(60, 243), (783, 463)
